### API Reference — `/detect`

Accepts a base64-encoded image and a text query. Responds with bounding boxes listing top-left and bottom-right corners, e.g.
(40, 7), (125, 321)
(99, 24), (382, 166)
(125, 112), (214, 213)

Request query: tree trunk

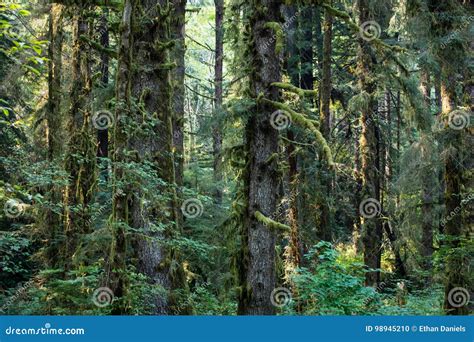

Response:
(427, 0), (469, 315)
(358, 0), (382, 287)
(213, 0), (224, 204)
(300, 6), (313, 90)
(46, 3), (64, 267)
(238, 0), (282, 315)
(441, 78), (468, 315)
(419, 70), (434, 271)
(97, 9), (109, 179)
(63, 4), (96, 265)
(131, 0), (186, 315)
(110, 0), (134, 314)
(171, 0), (186, 228)
(318, 3), (333, 242)
(283, 3), (301, 273)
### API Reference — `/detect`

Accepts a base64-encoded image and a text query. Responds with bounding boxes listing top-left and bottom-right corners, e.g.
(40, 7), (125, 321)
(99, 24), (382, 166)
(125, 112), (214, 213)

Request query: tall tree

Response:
(110, 0), (134, 314)
(97, 9), (109, 175)
(238, 0), (283, 315)
(425, 0), (470, 315)
(419, 69), (435, 271)
(45, 3), (64, 266)
(283, 3), (301, 275)
(318, 3), (333, 242)
(63, 2), (97, 265)
(130, 0), (187, 314)
(213, 0), (224, 204)
(171, 0), (186, 226)
(357, 0), (382, 286)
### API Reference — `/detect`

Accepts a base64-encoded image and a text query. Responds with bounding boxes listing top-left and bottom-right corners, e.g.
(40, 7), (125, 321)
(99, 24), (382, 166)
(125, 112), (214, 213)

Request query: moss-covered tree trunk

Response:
(357, 0), (382, 286)
(419, 70), (435, 271)
(318, 3), (333, 242)
(283, 3), (301, 273)
(426, 0), (469, 315)
(441, 76), (468, 315)
(97, 9), (109, 177)
(171, 0), (186, 227)
(131, 0), (187, 315)
(63, 3), (96, 266)
(110, 0), (134, 315)
(213, 0), (224, 204)
(46, 3), (64, 267)
(238, 0), (282, 315)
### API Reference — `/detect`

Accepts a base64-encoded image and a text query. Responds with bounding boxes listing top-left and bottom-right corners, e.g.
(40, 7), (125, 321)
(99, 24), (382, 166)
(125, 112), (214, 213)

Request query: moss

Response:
(79, 34), (118, 58)
(255, 211), (290, 232)
(158, 62), (177, 70)
(320, 2), (405, 53)
(259, 98), (334, 166)
(155, 40), (175, 52)
(263, 22), (284, 55)
(271, 82), (318, 97)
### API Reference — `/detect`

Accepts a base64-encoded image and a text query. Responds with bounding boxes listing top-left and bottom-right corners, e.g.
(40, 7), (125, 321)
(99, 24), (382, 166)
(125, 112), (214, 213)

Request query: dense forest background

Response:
(0, 0), (472, 316)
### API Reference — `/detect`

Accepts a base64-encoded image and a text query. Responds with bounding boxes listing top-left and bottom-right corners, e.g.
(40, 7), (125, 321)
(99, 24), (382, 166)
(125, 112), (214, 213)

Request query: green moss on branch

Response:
(79, 35), (117, 58)
(259, 98), (334, 166)
(255, 211), (290, 232)
(271, 82), (317, 97)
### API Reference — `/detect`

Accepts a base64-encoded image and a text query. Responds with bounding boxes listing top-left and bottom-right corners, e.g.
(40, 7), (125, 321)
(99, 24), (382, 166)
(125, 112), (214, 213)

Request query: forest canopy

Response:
(0, 0), (472, 316)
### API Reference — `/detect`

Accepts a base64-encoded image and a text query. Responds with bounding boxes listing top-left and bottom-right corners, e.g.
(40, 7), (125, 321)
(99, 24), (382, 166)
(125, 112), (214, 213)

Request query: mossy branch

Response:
(263, 22), (284, 55)
(259, 98), (334, 166)
(271, 82), (317, 97)
(255, 211), (290, 232)
(316, 1), (404, 53)
(80, 35), (117, 58)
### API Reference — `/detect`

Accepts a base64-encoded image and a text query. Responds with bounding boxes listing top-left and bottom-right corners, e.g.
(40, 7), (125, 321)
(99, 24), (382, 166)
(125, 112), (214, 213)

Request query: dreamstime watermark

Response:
(363, 281), (386, 306)
(270, 287), (292, 308)
(0, 279), (34, 313)
(261, 9), (301, 63)
(92, 110), (114, 130)
(359, 198), (381, 218)
(440, 16), (474, 49)
(84, 189), (125, 227)
(181, 198), (203, 218)
(447, 287), (470, 308)
(92, 287), (114, 307)
(270, 110), (292, 130)
(440, 193), (473, 227)
(5, 323), (85, 336)
(448, 110), (471, 130)
(3, 198), (26, 218)
(358, 21), (381, 42)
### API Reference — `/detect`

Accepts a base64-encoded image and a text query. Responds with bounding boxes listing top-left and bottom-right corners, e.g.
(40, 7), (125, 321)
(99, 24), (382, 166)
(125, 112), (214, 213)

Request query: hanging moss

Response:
(254, 211), (290, 232)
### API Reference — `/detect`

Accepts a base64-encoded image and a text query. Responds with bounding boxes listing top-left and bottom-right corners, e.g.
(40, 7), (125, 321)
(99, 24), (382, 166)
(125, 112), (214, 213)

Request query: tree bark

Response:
(110, 0), (134, 314)
(97, 9), (109, 179)
(425, 0), (469, 315)
(171, 0), (186, 227)
(318, 3), (333, 242)
(238, 0), (282, 315)
(358, 0), (382, 287)
(63, 4), (96, 265)
(46, 3), (64, 267)
(213, 0), (224, 204)
(419, 70), (435, 271)
(283, 3), (301, 273)
(131, 0), (186, 315)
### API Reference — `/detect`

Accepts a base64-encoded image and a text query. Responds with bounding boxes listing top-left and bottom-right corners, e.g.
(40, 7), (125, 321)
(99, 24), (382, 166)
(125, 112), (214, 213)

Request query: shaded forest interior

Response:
(0, 0), (472, 315)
